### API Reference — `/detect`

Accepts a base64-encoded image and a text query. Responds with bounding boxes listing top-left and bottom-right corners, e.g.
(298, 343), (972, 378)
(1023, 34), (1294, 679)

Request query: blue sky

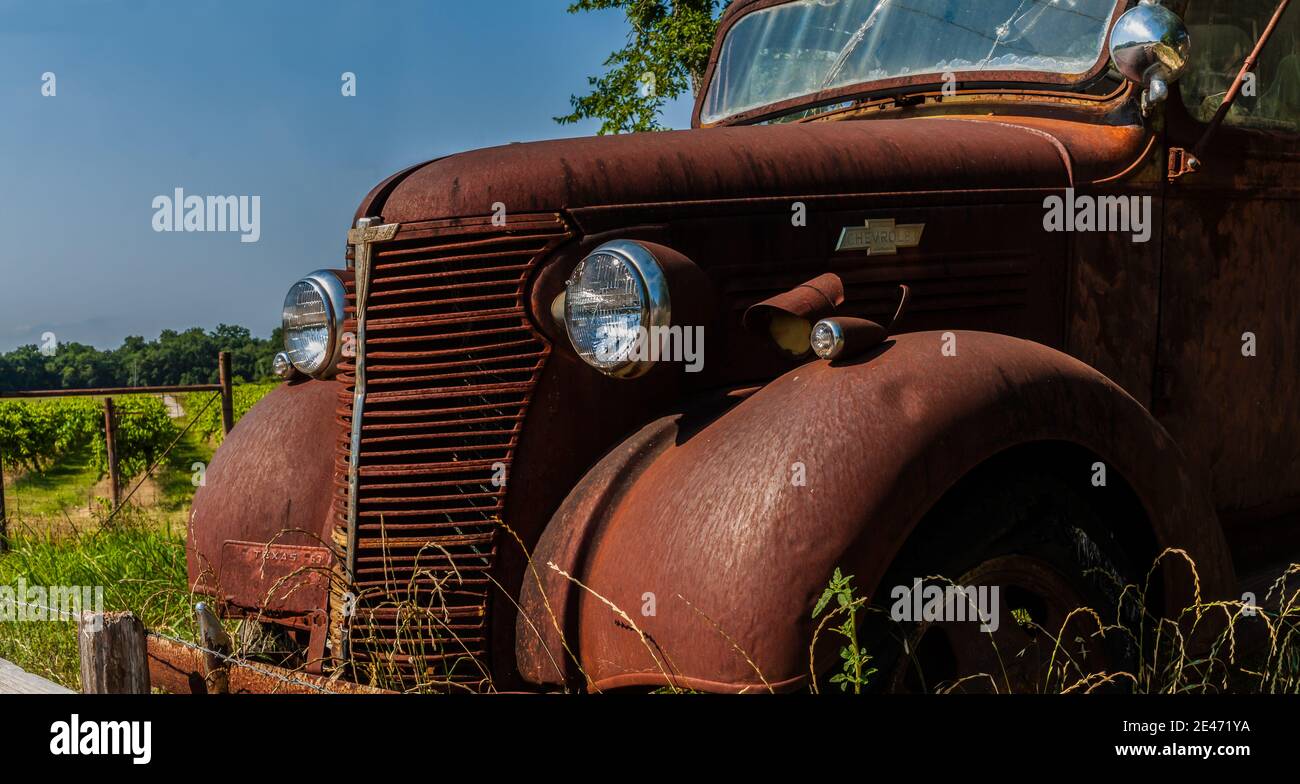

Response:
(0, 0), (696, 351)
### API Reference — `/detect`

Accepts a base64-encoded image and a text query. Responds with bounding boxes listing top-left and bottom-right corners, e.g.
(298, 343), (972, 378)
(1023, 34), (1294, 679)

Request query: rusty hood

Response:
(372, 116), (1145, 224)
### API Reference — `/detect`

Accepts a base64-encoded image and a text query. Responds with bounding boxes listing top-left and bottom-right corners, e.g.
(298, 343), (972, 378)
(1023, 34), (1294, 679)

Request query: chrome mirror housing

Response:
(1109, 0), (1191, 116)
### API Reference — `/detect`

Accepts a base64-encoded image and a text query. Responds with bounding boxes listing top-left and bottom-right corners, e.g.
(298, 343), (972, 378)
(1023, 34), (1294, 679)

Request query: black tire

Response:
(854, 448), (1154, 694)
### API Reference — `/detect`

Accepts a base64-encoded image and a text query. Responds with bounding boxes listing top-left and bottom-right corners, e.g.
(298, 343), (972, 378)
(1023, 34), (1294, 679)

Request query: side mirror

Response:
(1109, 0), (1191, 116)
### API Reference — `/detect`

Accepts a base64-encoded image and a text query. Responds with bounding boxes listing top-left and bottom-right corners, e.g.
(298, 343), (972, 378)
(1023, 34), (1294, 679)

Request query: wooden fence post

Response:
(218, 351), (234, 435)
(103, 397), (120, 509)
(78, 611), (150, 694)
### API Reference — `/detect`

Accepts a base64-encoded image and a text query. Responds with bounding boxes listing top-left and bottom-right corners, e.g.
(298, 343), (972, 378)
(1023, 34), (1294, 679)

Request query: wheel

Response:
(856, 450), (1153, 694)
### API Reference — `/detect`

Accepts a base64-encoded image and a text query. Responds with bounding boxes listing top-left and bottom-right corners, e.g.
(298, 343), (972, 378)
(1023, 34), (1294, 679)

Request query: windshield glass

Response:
(701, 0), (1121, 123)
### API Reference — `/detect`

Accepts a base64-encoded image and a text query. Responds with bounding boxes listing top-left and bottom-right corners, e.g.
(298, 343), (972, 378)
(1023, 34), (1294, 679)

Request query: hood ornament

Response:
(836, 218), (925, 255)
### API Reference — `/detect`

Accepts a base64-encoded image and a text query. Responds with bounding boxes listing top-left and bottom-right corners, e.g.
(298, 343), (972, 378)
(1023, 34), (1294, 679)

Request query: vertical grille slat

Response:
(332, 214), (569, 692)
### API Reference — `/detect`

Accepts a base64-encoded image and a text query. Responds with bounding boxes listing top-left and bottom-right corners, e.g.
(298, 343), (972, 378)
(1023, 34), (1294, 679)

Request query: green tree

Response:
(0, 345), (57, 391)
(0, 325), (282, 392)
(557, 0), (730, 135)
(46, 342), (118, 389)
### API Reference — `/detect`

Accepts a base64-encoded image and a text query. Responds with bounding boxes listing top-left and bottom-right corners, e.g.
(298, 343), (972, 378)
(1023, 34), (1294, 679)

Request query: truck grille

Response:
(332, 213), (570, 691)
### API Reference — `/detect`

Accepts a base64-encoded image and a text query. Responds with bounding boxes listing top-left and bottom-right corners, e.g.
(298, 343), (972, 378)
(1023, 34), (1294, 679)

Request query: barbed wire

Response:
(143, 628), (338, 695)
(0, 389), (220, 522)
(3, 595), (86, 623)
(102, 391), (220, 525)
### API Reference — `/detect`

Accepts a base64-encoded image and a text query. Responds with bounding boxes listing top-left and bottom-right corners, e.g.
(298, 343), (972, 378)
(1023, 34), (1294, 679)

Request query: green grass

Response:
(2, 431), (213, 528)
(0, 517), (193, 689)
(3, 445), (102, 518)
(805, 553), (1300, 694)
(153, 428), (215, 511)
(0, 387), (274, 689)
(0, 385), (273, 524)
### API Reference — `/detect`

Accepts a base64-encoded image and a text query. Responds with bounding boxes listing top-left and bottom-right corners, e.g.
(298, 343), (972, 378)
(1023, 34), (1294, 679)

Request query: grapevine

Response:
(0, 398), (99, 471)
(181, 383), (277, 446)
(89, 396), (179, 477)
(0, 384), (276, 477)
(0, 396), (177, 479)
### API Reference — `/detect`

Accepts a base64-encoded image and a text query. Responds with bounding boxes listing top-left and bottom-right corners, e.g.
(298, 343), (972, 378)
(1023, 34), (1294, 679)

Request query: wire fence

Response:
(0, 352), (235, 550)
(1, 595), (343, 694)
(101, 391), (220, 528)
(143, 628), (338, 694)
(0, 352), (339, 695)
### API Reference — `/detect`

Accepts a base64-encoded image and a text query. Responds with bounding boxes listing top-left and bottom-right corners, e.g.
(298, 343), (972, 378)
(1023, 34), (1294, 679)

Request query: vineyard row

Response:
(0, 385), (276, 478)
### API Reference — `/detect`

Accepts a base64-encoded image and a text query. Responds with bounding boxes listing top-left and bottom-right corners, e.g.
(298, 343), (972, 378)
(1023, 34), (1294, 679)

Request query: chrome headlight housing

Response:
(281, 270), (347, 378)
(564, 240), (671, 379)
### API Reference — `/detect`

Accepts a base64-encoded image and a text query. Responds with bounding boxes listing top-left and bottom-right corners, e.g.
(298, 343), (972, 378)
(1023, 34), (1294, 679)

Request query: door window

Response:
(1181, 1), (1300, 131)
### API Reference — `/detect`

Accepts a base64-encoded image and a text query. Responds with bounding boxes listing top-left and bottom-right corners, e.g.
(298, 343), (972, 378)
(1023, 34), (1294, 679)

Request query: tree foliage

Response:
(0, 326), (282, 392)
(557, 0), (731, 134)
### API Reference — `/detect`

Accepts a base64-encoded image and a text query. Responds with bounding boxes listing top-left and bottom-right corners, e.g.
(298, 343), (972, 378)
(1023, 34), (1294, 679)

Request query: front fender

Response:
(187, 380), (344, 621)
(516, 331), (1234, 692)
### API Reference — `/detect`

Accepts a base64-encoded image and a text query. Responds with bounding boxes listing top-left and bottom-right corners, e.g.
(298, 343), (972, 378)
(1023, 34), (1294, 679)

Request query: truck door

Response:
(1159, 0), (1300, 522)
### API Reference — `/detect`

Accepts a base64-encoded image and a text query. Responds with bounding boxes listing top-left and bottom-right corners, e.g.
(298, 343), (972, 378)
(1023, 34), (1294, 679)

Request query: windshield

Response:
(701, 0), (1121, 123)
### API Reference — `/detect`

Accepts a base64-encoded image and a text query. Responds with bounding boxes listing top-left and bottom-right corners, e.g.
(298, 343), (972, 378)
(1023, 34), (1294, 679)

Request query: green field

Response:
(0, 384), (276, 688)
(0, 519), (192, 688)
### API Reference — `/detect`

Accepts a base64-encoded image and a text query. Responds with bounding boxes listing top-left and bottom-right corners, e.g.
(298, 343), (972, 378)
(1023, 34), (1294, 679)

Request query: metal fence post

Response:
(195, 602), (231, 694)
(103, 397), (120, 510)
(218, 351), (234, 435)
(0, 448), (8, 554)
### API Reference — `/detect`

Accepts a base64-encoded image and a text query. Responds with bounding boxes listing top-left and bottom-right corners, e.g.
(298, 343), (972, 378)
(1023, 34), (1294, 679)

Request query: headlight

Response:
(564, 240), (670, 379)
(282, 270), (347, 378)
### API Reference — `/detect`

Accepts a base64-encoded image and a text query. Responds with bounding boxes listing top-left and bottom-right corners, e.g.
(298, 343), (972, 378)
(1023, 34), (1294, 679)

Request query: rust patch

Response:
(146, 635), (392, 695)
